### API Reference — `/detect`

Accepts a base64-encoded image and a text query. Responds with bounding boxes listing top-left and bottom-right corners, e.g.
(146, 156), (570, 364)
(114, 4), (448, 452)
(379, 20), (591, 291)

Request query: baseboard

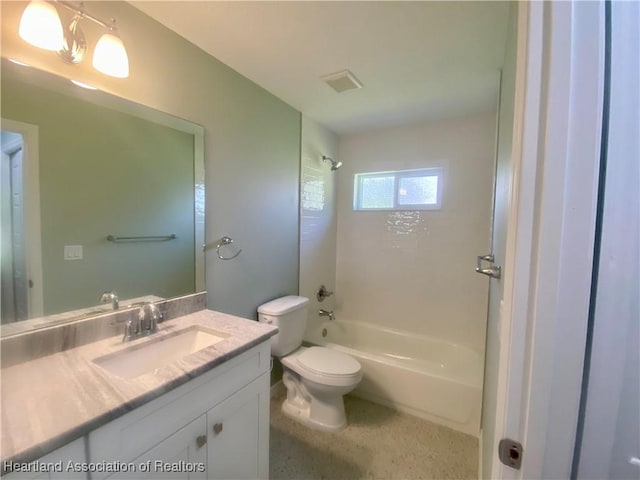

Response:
(270, 380), (285, 399)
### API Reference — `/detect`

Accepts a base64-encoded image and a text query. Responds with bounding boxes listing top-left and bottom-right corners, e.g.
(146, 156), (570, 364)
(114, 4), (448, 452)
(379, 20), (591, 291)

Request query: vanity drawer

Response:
(87, 341), (269, 479)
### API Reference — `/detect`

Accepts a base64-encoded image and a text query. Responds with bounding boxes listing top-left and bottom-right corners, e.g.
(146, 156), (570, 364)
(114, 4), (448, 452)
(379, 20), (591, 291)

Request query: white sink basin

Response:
(93, 326), (229, 379)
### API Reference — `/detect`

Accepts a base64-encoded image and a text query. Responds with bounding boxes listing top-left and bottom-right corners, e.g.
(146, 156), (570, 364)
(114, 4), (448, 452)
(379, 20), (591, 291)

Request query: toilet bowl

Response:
(280, 346), (362, 431)
(257, 295), (362, 431)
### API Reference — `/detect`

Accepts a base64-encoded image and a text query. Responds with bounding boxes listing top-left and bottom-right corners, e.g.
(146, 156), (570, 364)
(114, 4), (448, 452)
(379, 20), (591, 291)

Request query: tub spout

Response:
(319, 309), (335, 321)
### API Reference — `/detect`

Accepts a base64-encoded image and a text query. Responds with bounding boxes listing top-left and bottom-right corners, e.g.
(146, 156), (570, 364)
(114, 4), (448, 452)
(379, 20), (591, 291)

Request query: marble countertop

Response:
(0, 309), (277, 465)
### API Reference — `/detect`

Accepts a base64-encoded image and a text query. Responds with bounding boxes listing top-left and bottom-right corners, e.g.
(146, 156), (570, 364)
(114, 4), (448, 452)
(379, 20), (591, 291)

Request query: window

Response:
(353, 168), (443, 211)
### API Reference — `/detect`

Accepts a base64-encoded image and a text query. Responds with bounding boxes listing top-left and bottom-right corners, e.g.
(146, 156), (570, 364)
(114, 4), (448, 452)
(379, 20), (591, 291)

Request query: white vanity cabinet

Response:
(2, 438), (86, 480)
(112, 415), (208, 479)
(104, 374), (269, 480)
(206, 375), (269, 479)
(48, 340), (270, 480)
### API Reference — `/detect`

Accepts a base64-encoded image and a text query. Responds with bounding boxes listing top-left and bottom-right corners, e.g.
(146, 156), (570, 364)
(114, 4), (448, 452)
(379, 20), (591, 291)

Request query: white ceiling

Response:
(131, 1), (510, 134)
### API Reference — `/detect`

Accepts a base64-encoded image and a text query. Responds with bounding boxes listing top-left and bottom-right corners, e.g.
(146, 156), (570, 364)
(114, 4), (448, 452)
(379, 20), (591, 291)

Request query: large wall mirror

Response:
(0, 58), (205, 337)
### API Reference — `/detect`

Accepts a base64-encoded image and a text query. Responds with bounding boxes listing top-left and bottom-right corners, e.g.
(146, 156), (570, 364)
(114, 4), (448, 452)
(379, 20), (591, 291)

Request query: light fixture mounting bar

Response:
(55, 1), (111, 29)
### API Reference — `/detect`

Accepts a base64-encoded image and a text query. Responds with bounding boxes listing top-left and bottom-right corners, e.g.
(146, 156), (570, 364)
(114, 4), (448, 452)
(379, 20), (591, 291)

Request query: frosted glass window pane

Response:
(398, 175), (438, 205)
(360, 176), (395, 209)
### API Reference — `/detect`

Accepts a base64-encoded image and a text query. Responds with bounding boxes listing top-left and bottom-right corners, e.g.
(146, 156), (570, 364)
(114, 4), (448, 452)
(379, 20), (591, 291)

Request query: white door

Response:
(1, 135), (28, 322)
(573, 1), (640, 478)
(489, 1), (608, 478)
(0, 120), (43, 320)
(479, 2), (518, 477)
(1, 149), (15, 321)
(10, 146), (29, 320)
(481, 0), (609, 477)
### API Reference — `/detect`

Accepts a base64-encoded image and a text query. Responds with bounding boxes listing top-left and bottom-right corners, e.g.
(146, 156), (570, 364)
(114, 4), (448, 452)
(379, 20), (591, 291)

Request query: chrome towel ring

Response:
(216, 236), (242, 260)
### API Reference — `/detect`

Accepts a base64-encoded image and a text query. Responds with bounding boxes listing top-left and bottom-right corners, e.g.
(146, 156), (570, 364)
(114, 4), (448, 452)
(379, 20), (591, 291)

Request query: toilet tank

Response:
(258, 296), (309, 357)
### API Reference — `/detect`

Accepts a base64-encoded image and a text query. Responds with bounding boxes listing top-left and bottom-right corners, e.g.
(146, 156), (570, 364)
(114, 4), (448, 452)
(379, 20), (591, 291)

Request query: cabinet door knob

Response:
(213, 422), (223, 435)
(196, 435), (207, 449)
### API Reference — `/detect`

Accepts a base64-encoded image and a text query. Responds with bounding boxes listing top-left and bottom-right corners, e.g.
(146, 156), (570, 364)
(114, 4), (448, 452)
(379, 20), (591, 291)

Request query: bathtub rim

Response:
(307, 318), (484, 355)
(305, 319), (484, 389)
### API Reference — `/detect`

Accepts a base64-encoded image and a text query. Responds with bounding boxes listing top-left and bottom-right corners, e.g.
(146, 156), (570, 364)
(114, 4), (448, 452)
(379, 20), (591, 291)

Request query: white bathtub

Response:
(306, 320), (483, 436)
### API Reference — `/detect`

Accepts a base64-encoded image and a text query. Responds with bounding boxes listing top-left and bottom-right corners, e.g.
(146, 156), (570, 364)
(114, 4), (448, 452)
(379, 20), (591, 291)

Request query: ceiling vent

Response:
(321, 70), (363, 93)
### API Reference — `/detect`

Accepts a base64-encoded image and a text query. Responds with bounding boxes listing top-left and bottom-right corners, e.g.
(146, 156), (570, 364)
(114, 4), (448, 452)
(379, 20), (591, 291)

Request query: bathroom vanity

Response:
(88, 341), (270, 480)
(1, 302), (277, 480)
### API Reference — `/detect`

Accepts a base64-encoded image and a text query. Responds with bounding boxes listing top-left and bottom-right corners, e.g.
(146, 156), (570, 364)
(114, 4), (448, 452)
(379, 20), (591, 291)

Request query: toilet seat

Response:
(297, 347), (361, 376)
(281, 346), (362, 387)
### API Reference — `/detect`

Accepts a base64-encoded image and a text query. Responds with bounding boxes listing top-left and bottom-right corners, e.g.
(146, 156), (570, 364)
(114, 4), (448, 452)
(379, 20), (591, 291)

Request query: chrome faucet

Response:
(318, 309), (335, 321)
(139, 303), (163, 333)
(122, 302), (164, 342)
(100, 291), (119, 310)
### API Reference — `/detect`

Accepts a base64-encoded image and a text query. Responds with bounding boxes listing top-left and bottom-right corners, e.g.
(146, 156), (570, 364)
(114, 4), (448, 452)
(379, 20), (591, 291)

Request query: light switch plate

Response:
(64, 245), (83, 260)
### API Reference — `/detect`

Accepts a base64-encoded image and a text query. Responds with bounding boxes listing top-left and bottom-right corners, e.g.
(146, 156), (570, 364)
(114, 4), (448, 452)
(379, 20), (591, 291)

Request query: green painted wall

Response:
(2, 77), (195, 315)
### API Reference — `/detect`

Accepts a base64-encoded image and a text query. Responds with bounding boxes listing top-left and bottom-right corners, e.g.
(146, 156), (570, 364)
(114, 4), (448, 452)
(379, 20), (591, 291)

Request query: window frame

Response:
(353, 167), (443, 211)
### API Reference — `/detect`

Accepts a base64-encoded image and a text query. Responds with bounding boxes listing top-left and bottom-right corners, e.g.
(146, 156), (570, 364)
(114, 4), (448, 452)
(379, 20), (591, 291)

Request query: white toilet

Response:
(258, 295), (362, 432)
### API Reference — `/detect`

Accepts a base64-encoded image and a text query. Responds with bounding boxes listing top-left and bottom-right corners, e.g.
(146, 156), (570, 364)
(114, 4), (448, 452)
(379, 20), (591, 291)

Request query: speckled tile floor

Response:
(270, 393), (478, 480)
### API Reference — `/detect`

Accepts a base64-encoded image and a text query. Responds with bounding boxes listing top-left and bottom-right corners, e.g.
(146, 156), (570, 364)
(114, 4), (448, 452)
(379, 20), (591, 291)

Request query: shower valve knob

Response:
(317, 285), (334, 302)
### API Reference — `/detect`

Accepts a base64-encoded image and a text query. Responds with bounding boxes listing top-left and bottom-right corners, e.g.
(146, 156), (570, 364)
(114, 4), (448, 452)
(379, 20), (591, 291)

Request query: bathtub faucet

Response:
(318, 309), (335, 321)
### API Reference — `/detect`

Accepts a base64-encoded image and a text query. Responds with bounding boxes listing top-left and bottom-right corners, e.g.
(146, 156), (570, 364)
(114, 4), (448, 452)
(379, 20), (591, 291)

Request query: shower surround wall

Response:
(335, 112), (496, 354)
(299, 116), (338, 334)
(268, 115), (338, 387)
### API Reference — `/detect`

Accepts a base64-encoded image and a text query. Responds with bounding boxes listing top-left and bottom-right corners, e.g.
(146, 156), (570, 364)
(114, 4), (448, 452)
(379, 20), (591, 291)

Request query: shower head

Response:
(322, 155), (342, 171)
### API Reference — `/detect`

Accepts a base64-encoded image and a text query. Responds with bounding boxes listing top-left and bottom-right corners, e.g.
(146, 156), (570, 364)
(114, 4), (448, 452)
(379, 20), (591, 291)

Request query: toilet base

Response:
(281, 370), (350, 432)
(281, 397), (347, 432)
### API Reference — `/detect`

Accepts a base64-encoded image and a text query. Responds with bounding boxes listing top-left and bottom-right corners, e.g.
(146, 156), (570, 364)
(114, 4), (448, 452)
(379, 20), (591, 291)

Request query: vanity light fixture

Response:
(18, 0), (129, 78)
(92, 22), (129, 78)
(19, 0), (64, 51)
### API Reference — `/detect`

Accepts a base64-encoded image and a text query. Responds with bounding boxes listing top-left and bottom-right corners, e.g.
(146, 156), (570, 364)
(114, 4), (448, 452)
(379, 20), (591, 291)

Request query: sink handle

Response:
(122, 319), (134, 342)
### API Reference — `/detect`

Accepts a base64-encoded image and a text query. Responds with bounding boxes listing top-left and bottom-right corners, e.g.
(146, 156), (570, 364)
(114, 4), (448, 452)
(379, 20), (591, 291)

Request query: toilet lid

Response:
(297, 347), (361, 376)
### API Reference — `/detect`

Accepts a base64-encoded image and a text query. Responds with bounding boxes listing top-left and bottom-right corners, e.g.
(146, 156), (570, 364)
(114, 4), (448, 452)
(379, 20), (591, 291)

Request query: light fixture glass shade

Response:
(92, 31), (129, 78)
(19, 0), (64, 51)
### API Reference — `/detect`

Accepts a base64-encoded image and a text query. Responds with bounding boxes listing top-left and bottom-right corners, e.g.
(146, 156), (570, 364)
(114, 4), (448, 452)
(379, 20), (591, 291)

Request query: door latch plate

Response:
(498, 438), (523, 470)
